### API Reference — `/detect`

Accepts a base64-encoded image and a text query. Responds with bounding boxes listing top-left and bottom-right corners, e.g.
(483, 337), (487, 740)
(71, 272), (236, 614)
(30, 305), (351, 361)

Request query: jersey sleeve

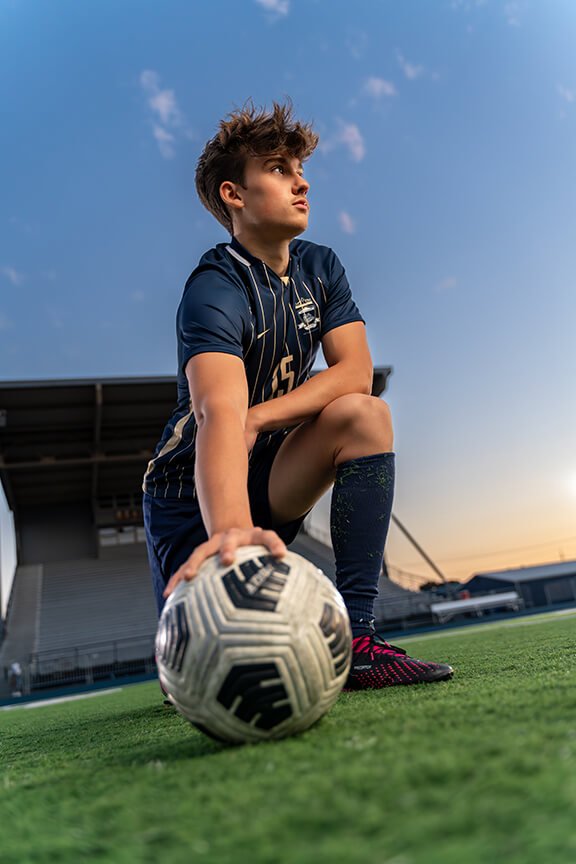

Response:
(320, 249), (365, 337)
(177, 269), (251, 373)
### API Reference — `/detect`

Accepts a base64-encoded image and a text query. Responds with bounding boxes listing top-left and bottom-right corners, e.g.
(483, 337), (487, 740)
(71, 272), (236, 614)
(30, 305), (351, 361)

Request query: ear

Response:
(219, 181), (244, 213)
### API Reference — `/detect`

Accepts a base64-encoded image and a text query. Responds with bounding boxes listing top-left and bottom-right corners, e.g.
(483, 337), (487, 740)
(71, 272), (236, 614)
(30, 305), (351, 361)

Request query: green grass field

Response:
(1, 613), (575, 864)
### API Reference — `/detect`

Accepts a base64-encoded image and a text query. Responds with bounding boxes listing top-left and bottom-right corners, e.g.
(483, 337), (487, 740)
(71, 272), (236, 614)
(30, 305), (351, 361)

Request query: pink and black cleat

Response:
(344, 633), (453, 690)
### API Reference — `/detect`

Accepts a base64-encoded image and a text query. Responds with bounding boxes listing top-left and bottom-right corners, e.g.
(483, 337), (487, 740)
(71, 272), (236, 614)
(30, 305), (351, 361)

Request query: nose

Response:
(293, 172), (310, 196)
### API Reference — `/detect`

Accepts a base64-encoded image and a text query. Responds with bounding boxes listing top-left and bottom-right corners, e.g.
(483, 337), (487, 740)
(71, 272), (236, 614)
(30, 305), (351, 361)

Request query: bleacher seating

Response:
(35, 555), (157, 661)
(291, 532), (336, 580)
(375, 576), (433, 622)
(5, 535), (434, 696)
(293, 531), (431, 625)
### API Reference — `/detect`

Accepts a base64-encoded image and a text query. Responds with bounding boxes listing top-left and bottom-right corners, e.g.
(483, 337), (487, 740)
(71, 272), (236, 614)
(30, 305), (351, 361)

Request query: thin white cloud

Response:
(153, 125), (176, 160)
(338, 123), (366, 161)
(140, 69), (185, 159)
(255, 0), (289, 16)
(1, 266), (24, 286)
(397, 52), (424, 81)
(149, 89), (179, 126)
(558, 85), (575, 104)
(365, 77), (397, 98)
(318, 121), (366, 162)
(339, 211), (356, 235)
(140, 70), (181, 126)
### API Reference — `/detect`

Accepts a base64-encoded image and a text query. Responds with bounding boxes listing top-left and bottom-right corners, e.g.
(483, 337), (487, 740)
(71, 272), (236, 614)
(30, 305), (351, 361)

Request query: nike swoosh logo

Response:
(257, 329), (270, 339)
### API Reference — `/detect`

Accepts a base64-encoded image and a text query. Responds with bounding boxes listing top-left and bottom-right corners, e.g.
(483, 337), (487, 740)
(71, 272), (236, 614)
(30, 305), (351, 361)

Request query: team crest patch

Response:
(295, 298), (320, 332)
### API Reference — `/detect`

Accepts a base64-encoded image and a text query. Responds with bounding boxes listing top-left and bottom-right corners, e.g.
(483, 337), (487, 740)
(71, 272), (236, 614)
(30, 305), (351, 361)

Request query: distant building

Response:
(466, 560), (576, 609)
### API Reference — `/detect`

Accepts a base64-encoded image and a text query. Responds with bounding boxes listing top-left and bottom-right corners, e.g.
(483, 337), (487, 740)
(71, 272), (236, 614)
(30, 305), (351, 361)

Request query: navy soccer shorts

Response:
(143, 431), (308, 615)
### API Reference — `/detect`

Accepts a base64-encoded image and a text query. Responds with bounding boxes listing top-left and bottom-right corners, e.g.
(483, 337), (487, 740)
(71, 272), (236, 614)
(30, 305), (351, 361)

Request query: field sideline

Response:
(1, 614), (575, 864)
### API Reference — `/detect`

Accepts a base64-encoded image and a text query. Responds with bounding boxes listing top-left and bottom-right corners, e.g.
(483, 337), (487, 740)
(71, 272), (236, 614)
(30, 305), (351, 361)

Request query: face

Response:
(223, 153), (311, 240)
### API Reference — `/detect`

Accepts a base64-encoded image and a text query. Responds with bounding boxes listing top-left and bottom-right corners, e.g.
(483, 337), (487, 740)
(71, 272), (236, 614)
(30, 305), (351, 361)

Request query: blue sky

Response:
(1, 0), (575, 583)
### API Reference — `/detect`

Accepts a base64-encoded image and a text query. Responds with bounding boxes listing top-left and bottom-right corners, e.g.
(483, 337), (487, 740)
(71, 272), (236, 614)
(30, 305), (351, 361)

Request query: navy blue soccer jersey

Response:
(143, 236), (364, 499)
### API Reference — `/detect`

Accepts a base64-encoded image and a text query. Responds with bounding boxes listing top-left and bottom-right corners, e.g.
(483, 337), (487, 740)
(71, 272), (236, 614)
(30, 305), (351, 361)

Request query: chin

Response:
(287, 226), (307, 242)
(289, 214), (310, 237)
(266, 219), (308, 242)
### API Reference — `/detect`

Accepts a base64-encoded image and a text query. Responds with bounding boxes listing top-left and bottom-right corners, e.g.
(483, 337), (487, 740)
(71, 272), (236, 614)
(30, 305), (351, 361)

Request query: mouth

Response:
(293, 200), (309, 210)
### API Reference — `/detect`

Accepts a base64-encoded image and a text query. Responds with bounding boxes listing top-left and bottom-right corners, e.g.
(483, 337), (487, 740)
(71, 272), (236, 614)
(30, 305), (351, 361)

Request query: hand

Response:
(163, 526), (287, 598)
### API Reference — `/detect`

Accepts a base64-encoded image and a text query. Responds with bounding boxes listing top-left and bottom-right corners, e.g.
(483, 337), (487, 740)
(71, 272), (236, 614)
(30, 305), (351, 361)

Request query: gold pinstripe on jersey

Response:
(246, 264), (268, 407)
(261, 263), (279, 403)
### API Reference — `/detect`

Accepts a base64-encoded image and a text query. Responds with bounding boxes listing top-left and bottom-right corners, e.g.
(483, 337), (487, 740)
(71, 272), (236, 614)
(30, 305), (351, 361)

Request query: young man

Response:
(143, 101), (452, 689)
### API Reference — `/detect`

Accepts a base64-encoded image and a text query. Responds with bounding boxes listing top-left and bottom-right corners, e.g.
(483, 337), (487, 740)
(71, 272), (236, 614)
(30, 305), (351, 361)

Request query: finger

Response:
(163, 562), (194, 597)
(219, 532), (241, 566)
(218, 525), (271, 566)
(256, 528), (287, 557)
(163, 537), (221, 597)
(163, 557), (201, 597)
(163, 572), (183, 598)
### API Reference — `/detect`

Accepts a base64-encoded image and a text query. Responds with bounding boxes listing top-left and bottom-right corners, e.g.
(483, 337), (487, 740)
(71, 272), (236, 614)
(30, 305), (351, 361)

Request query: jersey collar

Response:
(229, 236), (297, 279)
(229, 236), (260, 267)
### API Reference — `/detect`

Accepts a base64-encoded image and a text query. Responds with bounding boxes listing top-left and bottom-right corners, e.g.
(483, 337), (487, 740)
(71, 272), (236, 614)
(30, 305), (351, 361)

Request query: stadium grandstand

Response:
(1, 367), (438, 700)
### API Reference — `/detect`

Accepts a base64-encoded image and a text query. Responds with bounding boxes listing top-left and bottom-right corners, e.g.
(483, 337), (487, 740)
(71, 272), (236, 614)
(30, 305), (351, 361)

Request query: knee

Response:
(320, 394), (393, 441)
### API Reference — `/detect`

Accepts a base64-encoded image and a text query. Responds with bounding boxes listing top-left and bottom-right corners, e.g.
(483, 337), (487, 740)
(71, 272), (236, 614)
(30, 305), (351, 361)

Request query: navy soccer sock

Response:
(330, 452), (395, 638)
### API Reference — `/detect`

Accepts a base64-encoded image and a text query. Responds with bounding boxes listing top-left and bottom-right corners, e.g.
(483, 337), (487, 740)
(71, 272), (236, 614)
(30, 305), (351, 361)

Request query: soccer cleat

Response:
(344, 633), (453, 690)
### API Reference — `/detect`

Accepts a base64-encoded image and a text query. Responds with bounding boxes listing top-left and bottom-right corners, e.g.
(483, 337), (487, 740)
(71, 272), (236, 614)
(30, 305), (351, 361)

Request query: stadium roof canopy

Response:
(473, 560), (576, 582)
(0, 368), (392, 519)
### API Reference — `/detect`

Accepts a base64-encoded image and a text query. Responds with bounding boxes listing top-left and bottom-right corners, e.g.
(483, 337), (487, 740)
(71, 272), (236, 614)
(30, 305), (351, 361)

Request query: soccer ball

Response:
(156, 545), (352, 744)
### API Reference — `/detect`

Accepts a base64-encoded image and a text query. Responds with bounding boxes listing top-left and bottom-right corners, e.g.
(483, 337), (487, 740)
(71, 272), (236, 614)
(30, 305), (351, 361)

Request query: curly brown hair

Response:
(195, 99), (319, 234)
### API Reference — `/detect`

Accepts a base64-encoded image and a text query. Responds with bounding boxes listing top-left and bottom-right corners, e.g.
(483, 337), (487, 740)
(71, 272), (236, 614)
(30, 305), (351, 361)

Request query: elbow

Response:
(360, 365), (373, 396)
(363, 372), (373, 396)
(196, 397), (246, 429)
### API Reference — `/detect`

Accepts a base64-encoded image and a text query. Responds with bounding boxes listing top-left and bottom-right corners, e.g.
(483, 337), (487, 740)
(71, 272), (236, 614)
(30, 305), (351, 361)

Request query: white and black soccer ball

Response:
(155, 545), (352, 744)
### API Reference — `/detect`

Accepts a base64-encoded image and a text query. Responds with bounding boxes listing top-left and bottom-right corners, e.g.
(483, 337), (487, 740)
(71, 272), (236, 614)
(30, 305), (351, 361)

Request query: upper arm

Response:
(322, 322), (373, 393)
(319, 247), (371, 391)
(320, 249), (365, 337)
(177, 270), (250, 375)
(322, 321), (372, 368)
(186, 352), (249, 423)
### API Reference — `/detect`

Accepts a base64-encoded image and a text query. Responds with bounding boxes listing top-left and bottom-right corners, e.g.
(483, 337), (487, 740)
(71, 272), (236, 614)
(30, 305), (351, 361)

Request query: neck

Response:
(234, 231), (292, 277)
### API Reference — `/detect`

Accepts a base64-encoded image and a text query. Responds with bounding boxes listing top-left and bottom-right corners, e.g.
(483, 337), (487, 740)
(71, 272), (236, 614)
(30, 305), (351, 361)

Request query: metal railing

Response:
(373, 587), (532, 630)
(28, 634), (156, 674)
(3, 634), (158, 695)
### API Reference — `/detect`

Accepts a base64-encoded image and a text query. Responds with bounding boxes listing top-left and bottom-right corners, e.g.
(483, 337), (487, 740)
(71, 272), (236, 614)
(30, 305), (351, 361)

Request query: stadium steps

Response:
(293, 528), (430, 622)
(375, 576), (433, 622)
(0, 564), (43, 698)
(35, 556), (157, 660)
(291, 530), (336, 581)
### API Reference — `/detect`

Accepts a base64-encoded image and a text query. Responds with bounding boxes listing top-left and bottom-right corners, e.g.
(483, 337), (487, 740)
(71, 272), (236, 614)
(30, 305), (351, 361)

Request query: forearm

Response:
(252, 360), (372, 433)
(195, 408), (253, 536)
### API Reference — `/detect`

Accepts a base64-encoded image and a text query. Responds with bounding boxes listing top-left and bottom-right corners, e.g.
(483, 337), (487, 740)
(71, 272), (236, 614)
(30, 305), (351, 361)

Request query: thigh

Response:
(247, 432), (308, 544)
(268, 394), (394, 524)
(267, 414), (337, 526)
